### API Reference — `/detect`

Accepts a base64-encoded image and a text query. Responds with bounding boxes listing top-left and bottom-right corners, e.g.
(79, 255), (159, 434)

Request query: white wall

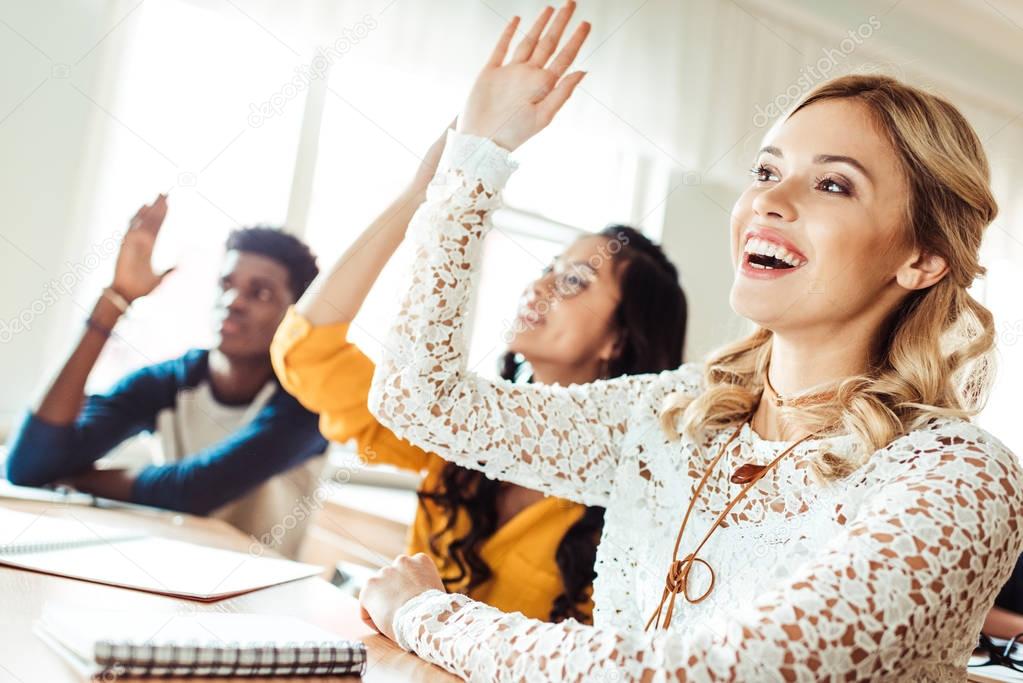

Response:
(0, 0), (126, 434)
(659, 175), (748, 363)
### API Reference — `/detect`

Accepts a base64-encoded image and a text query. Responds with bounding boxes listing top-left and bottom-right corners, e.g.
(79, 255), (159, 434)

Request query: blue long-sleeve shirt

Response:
(4, 349), (327, 515)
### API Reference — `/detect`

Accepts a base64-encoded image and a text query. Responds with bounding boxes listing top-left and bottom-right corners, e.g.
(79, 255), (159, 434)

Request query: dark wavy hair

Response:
(418, 225), (687, 623)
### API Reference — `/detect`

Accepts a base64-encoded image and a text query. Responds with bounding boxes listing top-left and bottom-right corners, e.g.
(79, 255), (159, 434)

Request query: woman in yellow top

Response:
(271, 126), (687, 623)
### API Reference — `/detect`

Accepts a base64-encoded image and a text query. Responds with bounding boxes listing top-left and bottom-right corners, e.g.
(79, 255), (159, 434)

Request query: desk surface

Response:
(0, 499), (456, 682)
(969, 668), (1023, 682)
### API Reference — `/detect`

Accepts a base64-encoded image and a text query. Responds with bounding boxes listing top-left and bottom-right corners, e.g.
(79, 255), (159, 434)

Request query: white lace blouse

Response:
(368, 130), (1023, 682)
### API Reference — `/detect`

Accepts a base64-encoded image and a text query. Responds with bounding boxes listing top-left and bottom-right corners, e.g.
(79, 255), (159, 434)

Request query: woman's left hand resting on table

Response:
(360, 554), (445, 641)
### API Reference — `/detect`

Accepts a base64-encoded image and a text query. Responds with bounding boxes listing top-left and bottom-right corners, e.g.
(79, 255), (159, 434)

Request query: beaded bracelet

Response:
(85, 317), (113, 338)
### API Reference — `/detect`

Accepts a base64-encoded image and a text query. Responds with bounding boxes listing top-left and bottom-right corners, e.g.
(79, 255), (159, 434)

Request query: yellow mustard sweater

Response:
(270, 308), (592, 622)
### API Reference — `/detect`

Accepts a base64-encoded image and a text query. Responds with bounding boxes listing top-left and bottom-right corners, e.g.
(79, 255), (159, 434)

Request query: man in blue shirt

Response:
(5, 194), (328, 556)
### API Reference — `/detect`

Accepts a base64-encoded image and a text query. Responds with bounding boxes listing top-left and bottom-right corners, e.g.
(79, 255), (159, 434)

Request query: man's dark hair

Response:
(224, 226), (319, 298)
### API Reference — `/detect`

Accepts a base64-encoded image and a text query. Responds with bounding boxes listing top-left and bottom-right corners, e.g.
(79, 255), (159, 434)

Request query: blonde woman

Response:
(359, 3), (1023, 680)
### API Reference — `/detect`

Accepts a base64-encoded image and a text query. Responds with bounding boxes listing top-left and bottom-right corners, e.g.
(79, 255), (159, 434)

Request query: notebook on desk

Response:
(0, 479), (172, 514)
(0, 479), (96, 506)
(36, 607), (367, 678)
(968, 664), (1023, 682)
(0, 507), (321, 600)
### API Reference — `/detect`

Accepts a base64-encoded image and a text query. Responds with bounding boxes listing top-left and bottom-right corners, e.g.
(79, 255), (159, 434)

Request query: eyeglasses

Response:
(539, 261), (594, 299)
(537, 260), (619, 304)
(970, 632), (1023, 672)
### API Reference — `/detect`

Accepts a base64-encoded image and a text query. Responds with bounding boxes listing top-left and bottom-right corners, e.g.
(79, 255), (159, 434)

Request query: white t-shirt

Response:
(154, 381), (324, 558)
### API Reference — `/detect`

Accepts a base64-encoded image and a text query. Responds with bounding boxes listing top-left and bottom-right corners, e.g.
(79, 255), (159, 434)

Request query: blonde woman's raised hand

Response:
(458, 2), (591, 152)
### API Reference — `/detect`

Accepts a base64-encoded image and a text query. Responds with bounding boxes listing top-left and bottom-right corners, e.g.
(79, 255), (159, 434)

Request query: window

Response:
(78, 1), (309, 390)
(302, 58), (653, 377)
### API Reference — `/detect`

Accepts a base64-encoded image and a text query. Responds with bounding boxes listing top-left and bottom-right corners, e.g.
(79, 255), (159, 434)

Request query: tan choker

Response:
(763, 371), (836, 408)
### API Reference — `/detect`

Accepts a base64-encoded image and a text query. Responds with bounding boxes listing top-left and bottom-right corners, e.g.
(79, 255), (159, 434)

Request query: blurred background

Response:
(0, 0), (1021, 460)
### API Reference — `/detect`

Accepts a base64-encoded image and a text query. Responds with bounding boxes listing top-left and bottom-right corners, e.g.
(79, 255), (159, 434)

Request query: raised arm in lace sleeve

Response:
(389, 431), (1023, 682)
(369, 130), (694, 507)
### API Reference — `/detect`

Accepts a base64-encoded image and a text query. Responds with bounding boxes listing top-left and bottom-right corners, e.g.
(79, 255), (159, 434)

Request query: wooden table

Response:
(0, 499), (457, 682)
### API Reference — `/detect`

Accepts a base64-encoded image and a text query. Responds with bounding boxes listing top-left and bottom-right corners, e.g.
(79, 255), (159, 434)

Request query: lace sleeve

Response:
(390, 436), (1023, 681)
(368, 130), (694, 507)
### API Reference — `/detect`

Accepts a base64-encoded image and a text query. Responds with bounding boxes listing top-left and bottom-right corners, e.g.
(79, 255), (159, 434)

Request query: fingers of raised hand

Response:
(129, 206), (147, 231)
(487, 15), (521, 68)
(510, 5), (554, 63)
(147, 194), (169, 230)
(547, 20), (590, 78)
(129, 194), (167, 233)
(528, 1), (576, 68)
(121, 229), (150, 249)
(536, 70), (586, 125)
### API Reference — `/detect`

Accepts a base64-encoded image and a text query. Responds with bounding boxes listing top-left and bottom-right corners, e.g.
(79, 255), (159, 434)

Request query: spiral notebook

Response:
(37, 607), (367, 678)
(0, 508), (321, 600)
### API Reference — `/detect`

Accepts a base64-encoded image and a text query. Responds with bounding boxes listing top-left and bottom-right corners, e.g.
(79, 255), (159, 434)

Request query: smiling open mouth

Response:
(743, 237), (805, 271)
(747, 253), (794, 270)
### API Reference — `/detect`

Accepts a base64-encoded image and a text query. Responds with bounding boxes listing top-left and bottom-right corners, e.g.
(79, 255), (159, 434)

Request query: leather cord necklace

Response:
(731, 372), (837, 485)
(644, 414), (823, 632)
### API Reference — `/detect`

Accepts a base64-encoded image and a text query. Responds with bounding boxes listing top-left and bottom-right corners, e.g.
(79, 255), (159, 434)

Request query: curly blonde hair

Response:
(660, 74), (999, 479)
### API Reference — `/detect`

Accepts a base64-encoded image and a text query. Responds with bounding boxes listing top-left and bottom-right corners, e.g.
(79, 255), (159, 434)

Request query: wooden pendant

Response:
(730, 463), (768, 484)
